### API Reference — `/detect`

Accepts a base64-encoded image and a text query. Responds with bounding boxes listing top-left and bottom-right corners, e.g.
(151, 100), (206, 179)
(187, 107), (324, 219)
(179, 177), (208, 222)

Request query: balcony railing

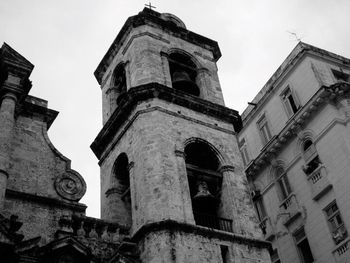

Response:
(279, 194), (301, 226)
(307, 165), (332, 200)
(194, 213), (233, 233)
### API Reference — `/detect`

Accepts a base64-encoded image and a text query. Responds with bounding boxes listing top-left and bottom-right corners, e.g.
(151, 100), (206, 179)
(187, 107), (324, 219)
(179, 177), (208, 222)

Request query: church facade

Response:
(0, 8), (271, 263)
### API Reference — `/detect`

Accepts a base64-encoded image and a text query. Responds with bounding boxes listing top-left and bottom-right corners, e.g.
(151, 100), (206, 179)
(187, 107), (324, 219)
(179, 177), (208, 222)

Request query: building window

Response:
(275, 167), (292, 200)
(302, 139), (322, 175)
(281, 86), (299, 117)
(324, 201), (348, 244)
(168, 52), (200, 96)
(239, 138), (250, 166)
(257, 114), (272, 145)
(220, 245), (229, 263)
(253, 195), (267, 222)
(294, 227), (314, 263)
(332, 69), (350, 82)
(270, 249), (281, 263)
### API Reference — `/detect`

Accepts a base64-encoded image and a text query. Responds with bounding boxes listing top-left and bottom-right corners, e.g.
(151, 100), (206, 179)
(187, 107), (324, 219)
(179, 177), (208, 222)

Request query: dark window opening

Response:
(112, 65), (127, 106)
(281, 87), (299, 116)
(270, 249), (281, 263)
(325, 201), (348, 244)
(276, 167), (292, 200)
(185, 141), (232, 232)
(332, 69), (350, 82)
(220, 245), (229, 263)
(110, 153), (132, 227)
(302, 140), (322, 175)
(169, 53), (200, 96)
(294, 228), (314, 263)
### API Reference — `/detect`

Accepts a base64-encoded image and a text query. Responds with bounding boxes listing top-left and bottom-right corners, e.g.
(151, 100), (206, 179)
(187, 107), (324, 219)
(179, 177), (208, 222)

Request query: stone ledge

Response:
(131, 220), (271, 250)
(91, 82), (241, 160)
(5, 189), (87, 213)
(94, 8), (221, 84)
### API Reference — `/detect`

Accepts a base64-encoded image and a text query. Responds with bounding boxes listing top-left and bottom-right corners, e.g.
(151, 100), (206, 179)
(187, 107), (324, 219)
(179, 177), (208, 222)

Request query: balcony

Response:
(332, 237), (350, 262)
(259, 217), (275, 241)
(307, 165), (332, 201)
(194, 213), (233, 233)
(278, 194), (301, 226)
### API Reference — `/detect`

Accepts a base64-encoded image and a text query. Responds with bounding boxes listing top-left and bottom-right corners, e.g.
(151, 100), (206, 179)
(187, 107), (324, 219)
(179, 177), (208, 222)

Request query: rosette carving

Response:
(55, 171), (86, 201)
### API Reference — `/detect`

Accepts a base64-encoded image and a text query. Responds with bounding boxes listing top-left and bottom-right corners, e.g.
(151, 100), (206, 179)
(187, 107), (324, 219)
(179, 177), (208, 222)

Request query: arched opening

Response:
(302, 139), (322, 175)
(184, 141), (227, 230)
(168, 52), (200, 96)
(111, 64), (127, 106)
(111, 153), (132, 226)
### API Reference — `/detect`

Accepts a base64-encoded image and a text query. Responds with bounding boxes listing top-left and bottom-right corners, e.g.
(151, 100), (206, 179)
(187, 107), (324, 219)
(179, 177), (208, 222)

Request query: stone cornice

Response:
(131, 220), (271, 250)
(17, 96), (58, 129)
(91, 83), (241, 160)
(94, 8), (221, 84)
(241, 42), (350, 126)
(6, 189), (87, 213)
(245, 82), (350, 178)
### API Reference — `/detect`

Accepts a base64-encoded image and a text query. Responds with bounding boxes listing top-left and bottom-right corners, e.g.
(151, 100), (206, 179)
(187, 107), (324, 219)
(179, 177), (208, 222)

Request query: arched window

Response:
(168, 52), (200, 96)
(302, 139), (322, 175)
(184, 141), (224, 230)
(275, 167), (292, 201)
(111, 64), (127, 106)
(111, 153), (131, 226)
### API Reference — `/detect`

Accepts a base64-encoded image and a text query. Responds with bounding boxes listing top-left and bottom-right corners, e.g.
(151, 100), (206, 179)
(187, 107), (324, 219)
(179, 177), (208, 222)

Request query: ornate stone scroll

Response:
(55, 171), (86, 201)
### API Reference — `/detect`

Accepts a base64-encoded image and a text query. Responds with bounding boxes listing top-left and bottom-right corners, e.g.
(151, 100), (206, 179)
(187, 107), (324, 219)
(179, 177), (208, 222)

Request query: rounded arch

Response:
(268, 159), (286, 181)
(183, 137), (226, 168)
(161, 13), (187, 29)
(295, 129), (316, 155)
(112, 152), (130, 187)
(168, 49), (201, 67)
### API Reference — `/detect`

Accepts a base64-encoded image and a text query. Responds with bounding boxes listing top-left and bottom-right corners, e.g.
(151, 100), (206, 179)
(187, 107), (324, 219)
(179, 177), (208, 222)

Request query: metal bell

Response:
(172, 71), (199, 96)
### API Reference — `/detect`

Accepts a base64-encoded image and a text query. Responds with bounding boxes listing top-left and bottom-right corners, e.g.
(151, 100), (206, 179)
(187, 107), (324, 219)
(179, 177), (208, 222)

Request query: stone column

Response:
(196, 68), (211, 99)
(0, 92), (17, 209)
(218, 165), (236, 231)
(160, 52), (172, 88)
(174, 149), (195, 224)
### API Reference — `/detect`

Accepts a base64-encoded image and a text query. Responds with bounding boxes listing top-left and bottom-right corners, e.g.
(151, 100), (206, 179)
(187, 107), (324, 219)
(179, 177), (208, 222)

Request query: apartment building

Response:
(238, 42), (350, 263)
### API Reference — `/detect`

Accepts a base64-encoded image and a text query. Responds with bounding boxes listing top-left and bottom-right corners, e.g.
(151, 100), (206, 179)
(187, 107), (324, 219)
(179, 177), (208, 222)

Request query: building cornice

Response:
(91, 83), (241, 160)
(131, 220), (271, 250)
(245, 81), (350, 178)
(6, 189), (87, 212)
(241, 42), (350, 126)
(94, 8), (221, 85)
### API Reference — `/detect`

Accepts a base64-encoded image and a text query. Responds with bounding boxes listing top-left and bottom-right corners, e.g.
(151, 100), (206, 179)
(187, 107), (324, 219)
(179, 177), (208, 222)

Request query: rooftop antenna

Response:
(287, 31), (302, 42)
(145, 2), (156, 10)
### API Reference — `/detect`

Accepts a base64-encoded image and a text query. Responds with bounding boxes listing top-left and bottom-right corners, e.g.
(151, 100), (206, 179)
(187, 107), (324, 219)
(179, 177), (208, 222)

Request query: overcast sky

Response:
(1, 0), (350, 218)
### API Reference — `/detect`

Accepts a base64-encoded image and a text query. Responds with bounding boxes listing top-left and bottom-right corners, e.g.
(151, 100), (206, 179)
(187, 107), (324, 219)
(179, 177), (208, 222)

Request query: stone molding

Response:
(218, 165), (235, 173)
(94, 8), (221, 84)
(245, 82), (350, 177)
(131, 219), (271, 250)
(5, 189), (86, 212)
(91, 82), (241, 160)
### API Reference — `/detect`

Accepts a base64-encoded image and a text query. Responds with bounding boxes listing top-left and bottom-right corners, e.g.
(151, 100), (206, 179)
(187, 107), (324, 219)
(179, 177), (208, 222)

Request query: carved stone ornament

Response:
(55, 171), (86, 201)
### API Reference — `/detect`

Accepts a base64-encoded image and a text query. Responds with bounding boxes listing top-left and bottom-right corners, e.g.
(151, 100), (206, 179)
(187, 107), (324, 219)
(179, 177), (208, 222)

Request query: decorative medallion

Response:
(55, 171), (86, 201)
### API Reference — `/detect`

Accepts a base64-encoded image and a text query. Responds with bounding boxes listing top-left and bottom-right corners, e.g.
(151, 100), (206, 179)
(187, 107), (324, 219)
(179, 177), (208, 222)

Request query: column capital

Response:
(1, 91), (18, 103)
(218, 165), (235, 173)
(175, 150), (186, 159)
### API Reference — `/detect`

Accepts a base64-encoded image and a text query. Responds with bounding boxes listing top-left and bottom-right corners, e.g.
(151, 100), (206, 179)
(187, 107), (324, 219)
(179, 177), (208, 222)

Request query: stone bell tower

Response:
(91, 8), (271, 263)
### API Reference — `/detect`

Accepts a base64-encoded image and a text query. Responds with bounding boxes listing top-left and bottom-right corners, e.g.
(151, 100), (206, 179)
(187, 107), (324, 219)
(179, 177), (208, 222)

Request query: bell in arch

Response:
(172, 71), (200, 96)
(192, 181), (218, 212)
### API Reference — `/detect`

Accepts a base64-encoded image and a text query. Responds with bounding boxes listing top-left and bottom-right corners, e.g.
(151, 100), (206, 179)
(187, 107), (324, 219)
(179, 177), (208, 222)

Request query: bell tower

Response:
(91, 8), (271, 263)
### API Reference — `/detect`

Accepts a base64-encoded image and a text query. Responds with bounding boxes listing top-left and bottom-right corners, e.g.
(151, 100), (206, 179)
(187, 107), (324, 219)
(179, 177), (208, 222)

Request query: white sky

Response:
(1, 0), (350, 218)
